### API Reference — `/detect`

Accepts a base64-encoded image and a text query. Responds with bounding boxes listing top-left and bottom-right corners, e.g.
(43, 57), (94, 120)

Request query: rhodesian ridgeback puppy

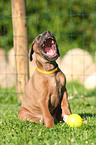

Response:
(18, 31), (71, 128)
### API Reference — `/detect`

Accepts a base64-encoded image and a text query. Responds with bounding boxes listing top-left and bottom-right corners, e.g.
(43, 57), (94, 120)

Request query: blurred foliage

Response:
(0, 0), (96, 56)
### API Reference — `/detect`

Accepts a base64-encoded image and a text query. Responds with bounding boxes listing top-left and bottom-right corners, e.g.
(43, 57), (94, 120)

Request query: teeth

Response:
(52, 40), (54, 44)
(46, 52), (50, 55)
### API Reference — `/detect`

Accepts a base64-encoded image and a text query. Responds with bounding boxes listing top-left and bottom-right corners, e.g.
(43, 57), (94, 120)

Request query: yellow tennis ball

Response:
(67, 114), (82, 127)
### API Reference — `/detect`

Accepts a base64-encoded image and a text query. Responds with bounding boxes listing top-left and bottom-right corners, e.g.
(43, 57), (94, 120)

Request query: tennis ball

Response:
(67, 114), (82, 127)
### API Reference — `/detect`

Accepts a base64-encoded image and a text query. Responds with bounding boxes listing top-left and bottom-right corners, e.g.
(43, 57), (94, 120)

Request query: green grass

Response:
(0, 85), (96, 145)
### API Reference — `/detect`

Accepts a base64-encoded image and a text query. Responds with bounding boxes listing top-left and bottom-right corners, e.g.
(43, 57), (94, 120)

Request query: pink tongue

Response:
(47, 49), (56, 56)
(44, 47), (50, 53)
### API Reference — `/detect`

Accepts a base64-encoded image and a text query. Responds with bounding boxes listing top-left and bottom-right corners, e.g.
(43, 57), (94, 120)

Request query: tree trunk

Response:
(11, 0), (29, 102)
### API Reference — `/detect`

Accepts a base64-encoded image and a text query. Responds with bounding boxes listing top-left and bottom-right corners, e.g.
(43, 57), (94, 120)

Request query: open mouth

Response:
(41, 38), (57, 59)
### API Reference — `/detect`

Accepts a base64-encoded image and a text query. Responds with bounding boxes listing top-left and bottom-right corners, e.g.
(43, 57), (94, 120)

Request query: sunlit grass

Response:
(0, 84), (96, 145)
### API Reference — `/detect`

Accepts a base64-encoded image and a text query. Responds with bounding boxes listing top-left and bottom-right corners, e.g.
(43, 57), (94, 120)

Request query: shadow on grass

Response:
(79, 113), (96, 118)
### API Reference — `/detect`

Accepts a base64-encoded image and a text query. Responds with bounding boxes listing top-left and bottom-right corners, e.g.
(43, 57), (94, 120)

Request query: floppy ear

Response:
(28, 40), (35, 61)
(29, 34), (41, 61)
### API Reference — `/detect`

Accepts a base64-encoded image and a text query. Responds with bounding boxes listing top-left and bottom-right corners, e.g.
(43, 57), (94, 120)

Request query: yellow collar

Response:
(37, 67), (58, 74)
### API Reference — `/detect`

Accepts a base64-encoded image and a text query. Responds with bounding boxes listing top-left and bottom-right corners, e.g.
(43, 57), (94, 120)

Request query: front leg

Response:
(61, 88), (71, 123)
(39, 95), (54, 128)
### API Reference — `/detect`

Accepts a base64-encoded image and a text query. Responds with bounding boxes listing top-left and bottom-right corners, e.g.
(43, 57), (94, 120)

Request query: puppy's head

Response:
(29, 31), (60, 62)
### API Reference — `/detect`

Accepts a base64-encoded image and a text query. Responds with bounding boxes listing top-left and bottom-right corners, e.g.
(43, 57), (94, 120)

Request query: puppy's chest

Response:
(49, 78), (62, 107)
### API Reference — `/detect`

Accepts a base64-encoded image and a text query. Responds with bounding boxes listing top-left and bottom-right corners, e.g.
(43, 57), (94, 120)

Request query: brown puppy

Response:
(18, 31), (71, 128)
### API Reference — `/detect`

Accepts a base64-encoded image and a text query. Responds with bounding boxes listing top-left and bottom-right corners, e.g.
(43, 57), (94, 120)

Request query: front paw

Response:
(39, 118), (44, 125)
(45, 117), (54, 128)
(63, 115), (70, 123)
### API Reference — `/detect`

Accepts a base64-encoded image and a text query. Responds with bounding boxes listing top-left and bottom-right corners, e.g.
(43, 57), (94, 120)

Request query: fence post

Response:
(11, 0), (29, 102)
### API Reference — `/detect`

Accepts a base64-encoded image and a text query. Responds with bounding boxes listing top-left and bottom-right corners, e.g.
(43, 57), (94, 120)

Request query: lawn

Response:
(0, 84), (96, 145)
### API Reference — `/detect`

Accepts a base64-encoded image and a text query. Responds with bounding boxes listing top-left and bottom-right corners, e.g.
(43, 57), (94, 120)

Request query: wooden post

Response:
(11, 0), (29, 102)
